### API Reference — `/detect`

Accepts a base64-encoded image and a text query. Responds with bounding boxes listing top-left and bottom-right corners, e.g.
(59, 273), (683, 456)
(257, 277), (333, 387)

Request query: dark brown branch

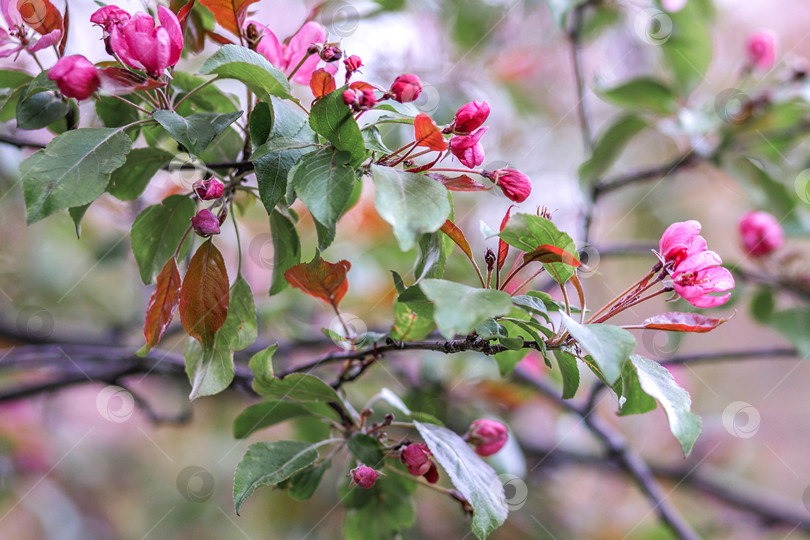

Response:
(659, 347), (798, 366)
(593, 151), (700, 198)
(567, 4), (592, 153)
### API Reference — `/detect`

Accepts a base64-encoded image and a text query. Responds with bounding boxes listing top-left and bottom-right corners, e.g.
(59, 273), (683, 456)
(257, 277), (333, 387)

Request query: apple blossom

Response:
(191, 209), (221, 237)
(452, 100), (490, 134)
(449, 127), (487, 168)
(390, 74), (422, 103)
(48, 55), (100, 100)
(104, 6), (183, 78)
(738, 210), (784, 257)
(350, 465), (378, 489)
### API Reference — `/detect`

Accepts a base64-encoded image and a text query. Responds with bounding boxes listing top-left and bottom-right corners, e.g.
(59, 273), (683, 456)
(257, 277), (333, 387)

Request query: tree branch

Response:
(593, 151), (700, 198)
(659, 347), (798, 366)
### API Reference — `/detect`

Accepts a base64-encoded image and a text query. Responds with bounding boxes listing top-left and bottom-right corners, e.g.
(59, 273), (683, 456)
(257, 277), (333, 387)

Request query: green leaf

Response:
(597, 77), (676, 115)
(233, 441), (319, 514)
(199, 44), (293, 101)
(291, 148), (356, 230)
(234, 401), (322, 438)
(68, 203), (90, 237)
(578, 114), (647, 185)
(627, 355), (703, 456)
(499, 213), (578, 285)
(268, 210), (301, 295)
(172, 71), (238, 115)
(659, 0), (713, 95)
(248, 345), (277, 394)
(769, 308), (810, 357)
(370, 165), (451, 252)
(362, 125), (391, 154)
(560, 313), (635, 384)
(22, 127), (133, 224)
(414, 421), (508, 539)
(749, 288), (774, 324)
(16, 90), (69, 130)
(348, 433), (385, 465)
(343, 468), (416, 540)
(414, 231), (452, 281)
(184, 337), (234, 400)
(727, 157), (796, 225)
(107, 148), (174, 201)
(391, 286), (436, 342)
(249, 100), (274, 146)
(153, 110), (243, 156)
(95, 95), (140, 129)
(309, 86), (366, 167)
(0, 69), (33, 89)
(255, 373), (343, 404)
(220, 275), (257, 351)
(420, 279), (512, 339)
(289, 460), (331, 500)
(131, 195), (196, 284)
(617, 360), (657, 416)
(554, 350), (580, 399)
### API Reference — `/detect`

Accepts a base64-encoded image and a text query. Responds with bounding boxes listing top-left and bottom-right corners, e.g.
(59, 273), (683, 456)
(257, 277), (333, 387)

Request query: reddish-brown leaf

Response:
(180, 240), (230, 347)
(497, 205), (514, 271)
(349, 81), (375, 92)
(284, 253), (351, 309)
(197, 0), (260, 38)
(177, 0), (196, 31)
(309, 68), (336, 99)
(440, 220), (474, 263)
(98, 67), (166, 94)
(143, 258), (182, 350)
(414, 113), (447, 151)
(57, 1), (68, 56)
(206, 30), (234, 45)
(428, 173), (488, 192)
(18, 0), (62, 36)
(641, 312), (730, 333)
(522, 244), (581, 267)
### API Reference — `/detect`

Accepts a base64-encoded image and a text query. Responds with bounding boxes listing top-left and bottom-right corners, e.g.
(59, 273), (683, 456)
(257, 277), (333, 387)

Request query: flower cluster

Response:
(0, 1), (61, 58)
(659, 220), (735, 307)
(448, 100), (490, 168)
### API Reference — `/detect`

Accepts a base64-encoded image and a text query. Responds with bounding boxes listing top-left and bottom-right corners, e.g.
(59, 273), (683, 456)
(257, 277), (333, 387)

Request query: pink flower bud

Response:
(320, 45), (342, 62)
(746, 31), (777, 70)
(342, 89), (356, 106)
(465, 419), (508, 457)
(344, 55), (362, 74)
(390, 74), (422, 103)
(423, 462), (439, 484)
(191, 209), (221, 237)
(357, 88), (377, 109)
(192, 178), (225, 201)
(449, 127), (487, 168)
(109, 6), (184, 78)
(48, 55), (100, 101)
(350, 465), (378, 489)
(401, 443), (432, 476)
(738, 210), (784, 257)
(491, 169), (532, 203)
(453, 100), (490, 134)
(90, 5), (131, 32)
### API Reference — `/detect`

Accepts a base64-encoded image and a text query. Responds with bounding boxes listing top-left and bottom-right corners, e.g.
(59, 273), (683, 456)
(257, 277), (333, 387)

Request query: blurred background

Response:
(2, 0), (810, 538)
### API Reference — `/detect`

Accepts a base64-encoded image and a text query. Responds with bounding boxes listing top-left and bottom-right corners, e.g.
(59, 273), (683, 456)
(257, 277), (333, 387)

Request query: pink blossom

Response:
(390, 74), (422, 103)
(401, 443), (432, 476)
(658, 220), (707, 266)
(738, 210), (783, 257)
(344, 55), (362, 74)
(90, 5), (131, 33)
(449, 127), (487, 168)
(249, 20), (331, 84)
(671, 250), (735, 308)
(192, 178), (224, 201)
(48, 55), (100, 100)
(350, 465), (378, 489)
(466, 419), (508, 457)
(0, 0), (61, 58)
(491, 169), (532, 203)
(107, 6), (183, 78)
(191, 209), (221, 237)
(342, 89), (356, 105)
(357, 88), (376, 109)
(453, 100), (490, 134)
(746, 31), (777, 70)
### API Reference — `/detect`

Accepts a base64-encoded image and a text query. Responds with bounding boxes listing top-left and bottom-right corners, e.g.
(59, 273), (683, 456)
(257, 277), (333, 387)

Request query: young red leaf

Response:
(497, 205), (514, 272)
(206, 30), (234, 45)
(57, 2), (68, 57)
(440, 220), (474, 263)
(349, 81), (376, 92)
(522, 244), (581, 267)
(98, 67), (166, 94)
(142, 258), (182, 350)
(19, 0), (63, 36)
(179, 240), (230, 347)
(197, 0), (259, 37)
(428, 174), (488, 192)
(284, 253), (351, 309)
(640, 312), (730, 333)
(414, 113), (447, 152)
(310, 68), (336, 99)
(177, 0), (196, 31)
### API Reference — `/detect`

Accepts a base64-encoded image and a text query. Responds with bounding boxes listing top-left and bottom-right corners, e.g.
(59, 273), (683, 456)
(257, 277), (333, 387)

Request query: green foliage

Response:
(107, 148), (174, 201)
(597, 77), (677, 115)
(342, 467), (416, 540)
(233, 401), (335, 438)
(419, 279), (513, 339)
(309, 86), (367, 167)
(560, 314), (635, 384)
(269, 210), (301, 295)
(578, 114), (647, 185)
(290, 148), (356, 231)
(659, 0), (713, 95)
(252, 373), (343, 404)
(131, 195), (195, 284)
(153, 110), (243, 156)
(499, 213), (578, 284)
(554, 350), (581, 399)
(199, 45), (293, 101)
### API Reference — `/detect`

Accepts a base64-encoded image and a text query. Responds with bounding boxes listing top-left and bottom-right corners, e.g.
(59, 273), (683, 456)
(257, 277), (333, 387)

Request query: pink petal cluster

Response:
(659, 220), (735, 308)
(390, 74), (422, 103)
(465, 419), (508, 457)
(746, 31), (777, 71)
(92, 5), (183, 78)
(249, 21), (331, 84)
(449, 127), (487, 168)
(193, 178), (225, 201)
(401, 443), (439, 483)
(0, 1), (61, 58)
(191, 209), (221, 237)
(489, 168), (532, 203)
(452, 100), (490, 134)
(738, 210), (783, 257)
(48, 55), (100, 100)
(350, 465), (378, 489)
(344, 55), (362, 76)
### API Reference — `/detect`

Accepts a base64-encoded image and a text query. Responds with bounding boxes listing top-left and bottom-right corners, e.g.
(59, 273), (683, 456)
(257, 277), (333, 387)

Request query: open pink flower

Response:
(249, 20), (331, 84)
(671, 250), (735, 308)
(48, 55), (100, 100)
(738, 210), (783, 257)
(0, 0), (61, 58)
(658, 220), (707, 266)
(449, 127), (487, 168)
(107, 6), (183, 78)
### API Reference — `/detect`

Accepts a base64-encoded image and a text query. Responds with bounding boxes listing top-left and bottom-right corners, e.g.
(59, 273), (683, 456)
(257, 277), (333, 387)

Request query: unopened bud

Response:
(320, 45), (342, 62)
